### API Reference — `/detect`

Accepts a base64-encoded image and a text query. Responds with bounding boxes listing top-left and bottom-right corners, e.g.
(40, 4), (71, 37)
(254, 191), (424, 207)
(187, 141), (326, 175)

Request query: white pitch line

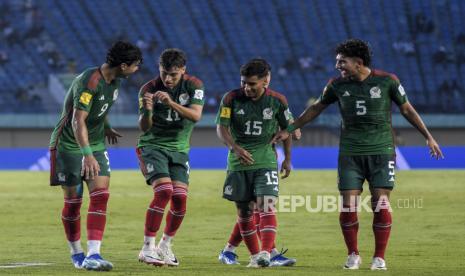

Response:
(0, 262), (52, 269)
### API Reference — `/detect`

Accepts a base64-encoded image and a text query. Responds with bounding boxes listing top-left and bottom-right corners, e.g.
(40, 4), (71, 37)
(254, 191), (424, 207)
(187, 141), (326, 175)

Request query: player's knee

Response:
(172, 186), (188, 207)
(153, 182), (174, 199)
(236, 201), (253, 217)
(89, 188), (110, 208)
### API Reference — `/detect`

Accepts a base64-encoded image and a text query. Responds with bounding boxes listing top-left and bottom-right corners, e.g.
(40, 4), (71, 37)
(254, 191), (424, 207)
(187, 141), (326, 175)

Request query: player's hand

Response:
(105, 128), (122, 145)
(153, 91), (173, 106)
(81, 155), (100, 180)
(232, 145), (254, 165)
(142, 92), (154, 111)
(280, 158), (292, 179)
(426, 137), (444, 159)
(292, 128), (302, 140)
(271, 130), (290, 144)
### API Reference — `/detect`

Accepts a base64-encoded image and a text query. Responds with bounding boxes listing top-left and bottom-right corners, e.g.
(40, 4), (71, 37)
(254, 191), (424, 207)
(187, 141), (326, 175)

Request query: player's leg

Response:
(254, 168), (281, 267)
(218, 221), (241, 264)
(235, 201), (263, 268)
(157, 151), (190, 266)
(50, 149), (86, 269)
(338, 155), (364, 269)
(82, 151), (113, 271)
(136, 147), (171, 266)
(367, 154), (395, 270)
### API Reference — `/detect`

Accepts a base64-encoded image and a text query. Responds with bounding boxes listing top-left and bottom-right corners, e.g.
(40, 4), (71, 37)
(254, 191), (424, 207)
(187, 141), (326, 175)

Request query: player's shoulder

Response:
(76, 67), (101, 92)
(371, 69), (399, 82)
(325, 76), (346, 87)
(183, 74), (204, 89)
(140, 77), (163, 94)
(222, 88), (243, 105)
(265, 88), (288, 106)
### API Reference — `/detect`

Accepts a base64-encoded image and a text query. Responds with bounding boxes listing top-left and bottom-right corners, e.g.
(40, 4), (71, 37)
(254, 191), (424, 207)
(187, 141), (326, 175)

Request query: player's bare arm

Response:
(139, 92), (154, 132)
(399, 102), (444, 159)
(280, 136), (292, 179)
(216, 124), (254, 165)
(104, 116), (122, 145)
(72, 108), (100, 180)
(154, 91), (203, 122)
(289, 118), (302, 140)
(272, 100), (327, 143)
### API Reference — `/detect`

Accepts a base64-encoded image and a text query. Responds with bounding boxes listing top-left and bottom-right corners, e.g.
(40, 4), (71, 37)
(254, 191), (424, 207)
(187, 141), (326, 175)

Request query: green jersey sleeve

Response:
(277, 100), (290, 130)
(389, 78), (408, 106)
(187, 80), (205, 106)
(319, 79), (338, 105)
(215, 92), (233, 127)
(73, 79), (95, 112)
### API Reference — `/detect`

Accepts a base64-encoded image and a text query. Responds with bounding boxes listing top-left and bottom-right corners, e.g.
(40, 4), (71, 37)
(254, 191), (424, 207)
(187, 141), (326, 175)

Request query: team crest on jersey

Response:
(370, 86), (381, 98)
(113, 89), (118, 101)
(194, 89), (204, 100)
(57, 172), (66, 182)
(179, 93), (190, 105)
(263, 108), (273, 120)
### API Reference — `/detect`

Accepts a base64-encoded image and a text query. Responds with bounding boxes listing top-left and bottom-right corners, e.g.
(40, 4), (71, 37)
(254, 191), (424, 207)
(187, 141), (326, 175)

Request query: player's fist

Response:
(142, 92), (154, 110)
(153, 91), (173, 106)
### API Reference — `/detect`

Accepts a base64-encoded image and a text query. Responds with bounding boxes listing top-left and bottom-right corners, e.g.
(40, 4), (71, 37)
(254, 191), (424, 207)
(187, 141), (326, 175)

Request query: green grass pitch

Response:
(0, 170), (464, 275)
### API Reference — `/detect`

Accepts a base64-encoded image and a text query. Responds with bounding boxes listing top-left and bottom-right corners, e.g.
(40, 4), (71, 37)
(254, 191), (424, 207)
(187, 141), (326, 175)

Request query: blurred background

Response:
(0, 0), (464, 168)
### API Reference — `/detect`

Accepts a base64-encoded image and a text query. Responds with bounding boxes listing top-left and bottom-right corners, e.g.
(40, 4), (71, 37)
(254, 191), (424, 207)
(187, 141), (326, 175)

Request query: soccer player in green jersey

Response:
(272, 39), (443, 270)
(216, 58), (293, 267)
(218, 61), (299, 267)
(136, 48), (205, 266)
(49, 41), (142, 271)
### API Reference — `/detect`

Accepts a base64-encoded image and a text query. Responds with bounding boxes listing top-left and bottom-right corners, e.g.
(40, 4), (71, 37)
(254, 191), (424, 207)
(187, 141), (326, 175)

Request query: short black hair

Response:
(106, 41), (143, 67)
(335, 39), (372, 66)
(240, 58), (271, 78)
(159, 48), (187, 70)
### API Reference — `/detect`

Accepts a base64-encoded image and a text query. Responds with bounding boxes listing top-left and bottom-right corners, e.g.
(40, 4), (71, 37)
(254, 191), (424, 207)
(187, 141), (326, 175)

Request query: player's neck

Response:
(100, 63), (117, 84)
(354, 67), (371, 82)
(251, 88), (266, 101)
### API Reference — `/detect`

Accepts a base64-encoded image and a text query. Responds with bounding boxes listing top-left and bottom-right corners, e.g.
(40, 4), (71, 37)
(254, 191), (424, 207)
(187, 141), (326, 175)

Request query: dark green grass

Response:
(0, 170), (464, 275)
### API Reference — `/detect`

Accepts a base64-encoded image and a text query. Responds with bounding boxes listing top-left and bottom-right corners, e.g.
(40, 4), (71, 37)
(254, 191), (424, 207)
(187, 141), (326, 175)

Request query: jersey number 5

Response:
(356, 100), (366, 115)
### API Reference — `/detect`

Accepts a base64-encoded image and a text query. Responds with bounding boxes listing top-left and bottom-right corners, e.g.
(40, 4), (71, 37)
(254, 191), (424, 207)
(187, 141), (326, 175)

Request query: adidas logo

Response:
(99, 95), (105, 100)
(236, 109), (245, 115)
(342, 91), (350, 97)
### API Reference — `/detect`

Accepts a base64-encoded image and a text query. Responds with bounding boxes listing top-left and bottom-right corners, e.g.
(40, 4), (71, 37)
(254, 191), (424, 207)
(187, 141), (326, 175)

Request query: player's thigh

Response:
(253, 168), (279, 198)
(93, 150), (111, 177)
(222, 170), (254, 202)
(136, 147), (170, 185)
(367, 154), (396, 190)
(168, 151), (190, 185)
(338, 155), (365, 191)
(50, 149), (83, 187)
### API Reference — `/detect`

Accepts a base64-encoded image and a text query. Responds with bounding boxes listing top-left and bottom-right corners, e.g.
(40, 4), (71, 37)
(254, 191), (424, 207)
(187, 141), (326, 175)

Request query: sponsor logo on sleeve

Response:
(194, 89), (204, 100)
(113, 89), (119, 101)
(284, 108), (291, 120)
(220, 107), (231, 118)
(398, 84), (406, 96)
(79, 92), (93, 105)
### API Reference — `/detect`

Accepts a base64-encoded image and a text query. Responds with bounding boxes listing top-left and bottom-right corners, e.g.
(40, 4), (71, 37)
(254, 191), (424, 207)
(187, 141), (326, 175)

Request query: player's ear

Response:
(263, 73), (270, 88)
(120, 63), (128, 71)
(180, 66), (186, 74)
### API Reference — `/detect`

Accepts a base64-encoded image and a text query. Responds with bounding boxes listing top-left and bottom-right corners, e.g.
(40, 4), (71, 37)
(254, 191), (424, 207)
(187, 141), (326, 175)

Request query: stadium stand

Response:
(0, 0), (464, 114)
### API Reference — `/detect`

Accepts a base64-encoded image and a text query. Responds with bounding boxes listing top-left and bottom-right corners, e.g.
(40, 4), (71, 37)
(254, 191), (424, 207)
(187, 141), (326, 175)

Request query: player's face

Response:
(120, 61), (141, 78)
(241, 75), (267, 99)
(159, 66), (186, 89)
(335, 54), (360, 79)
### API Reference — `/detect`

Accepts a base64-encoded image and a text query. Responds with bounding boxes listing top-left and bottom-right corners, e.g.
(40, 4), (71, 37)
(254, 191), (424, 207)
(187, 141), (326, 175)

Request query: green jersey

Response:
(216, 88), (291, 171)
(320, 69), (408, 155)
(50, 67), (121, 153)
(137, 74), (205, 153)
